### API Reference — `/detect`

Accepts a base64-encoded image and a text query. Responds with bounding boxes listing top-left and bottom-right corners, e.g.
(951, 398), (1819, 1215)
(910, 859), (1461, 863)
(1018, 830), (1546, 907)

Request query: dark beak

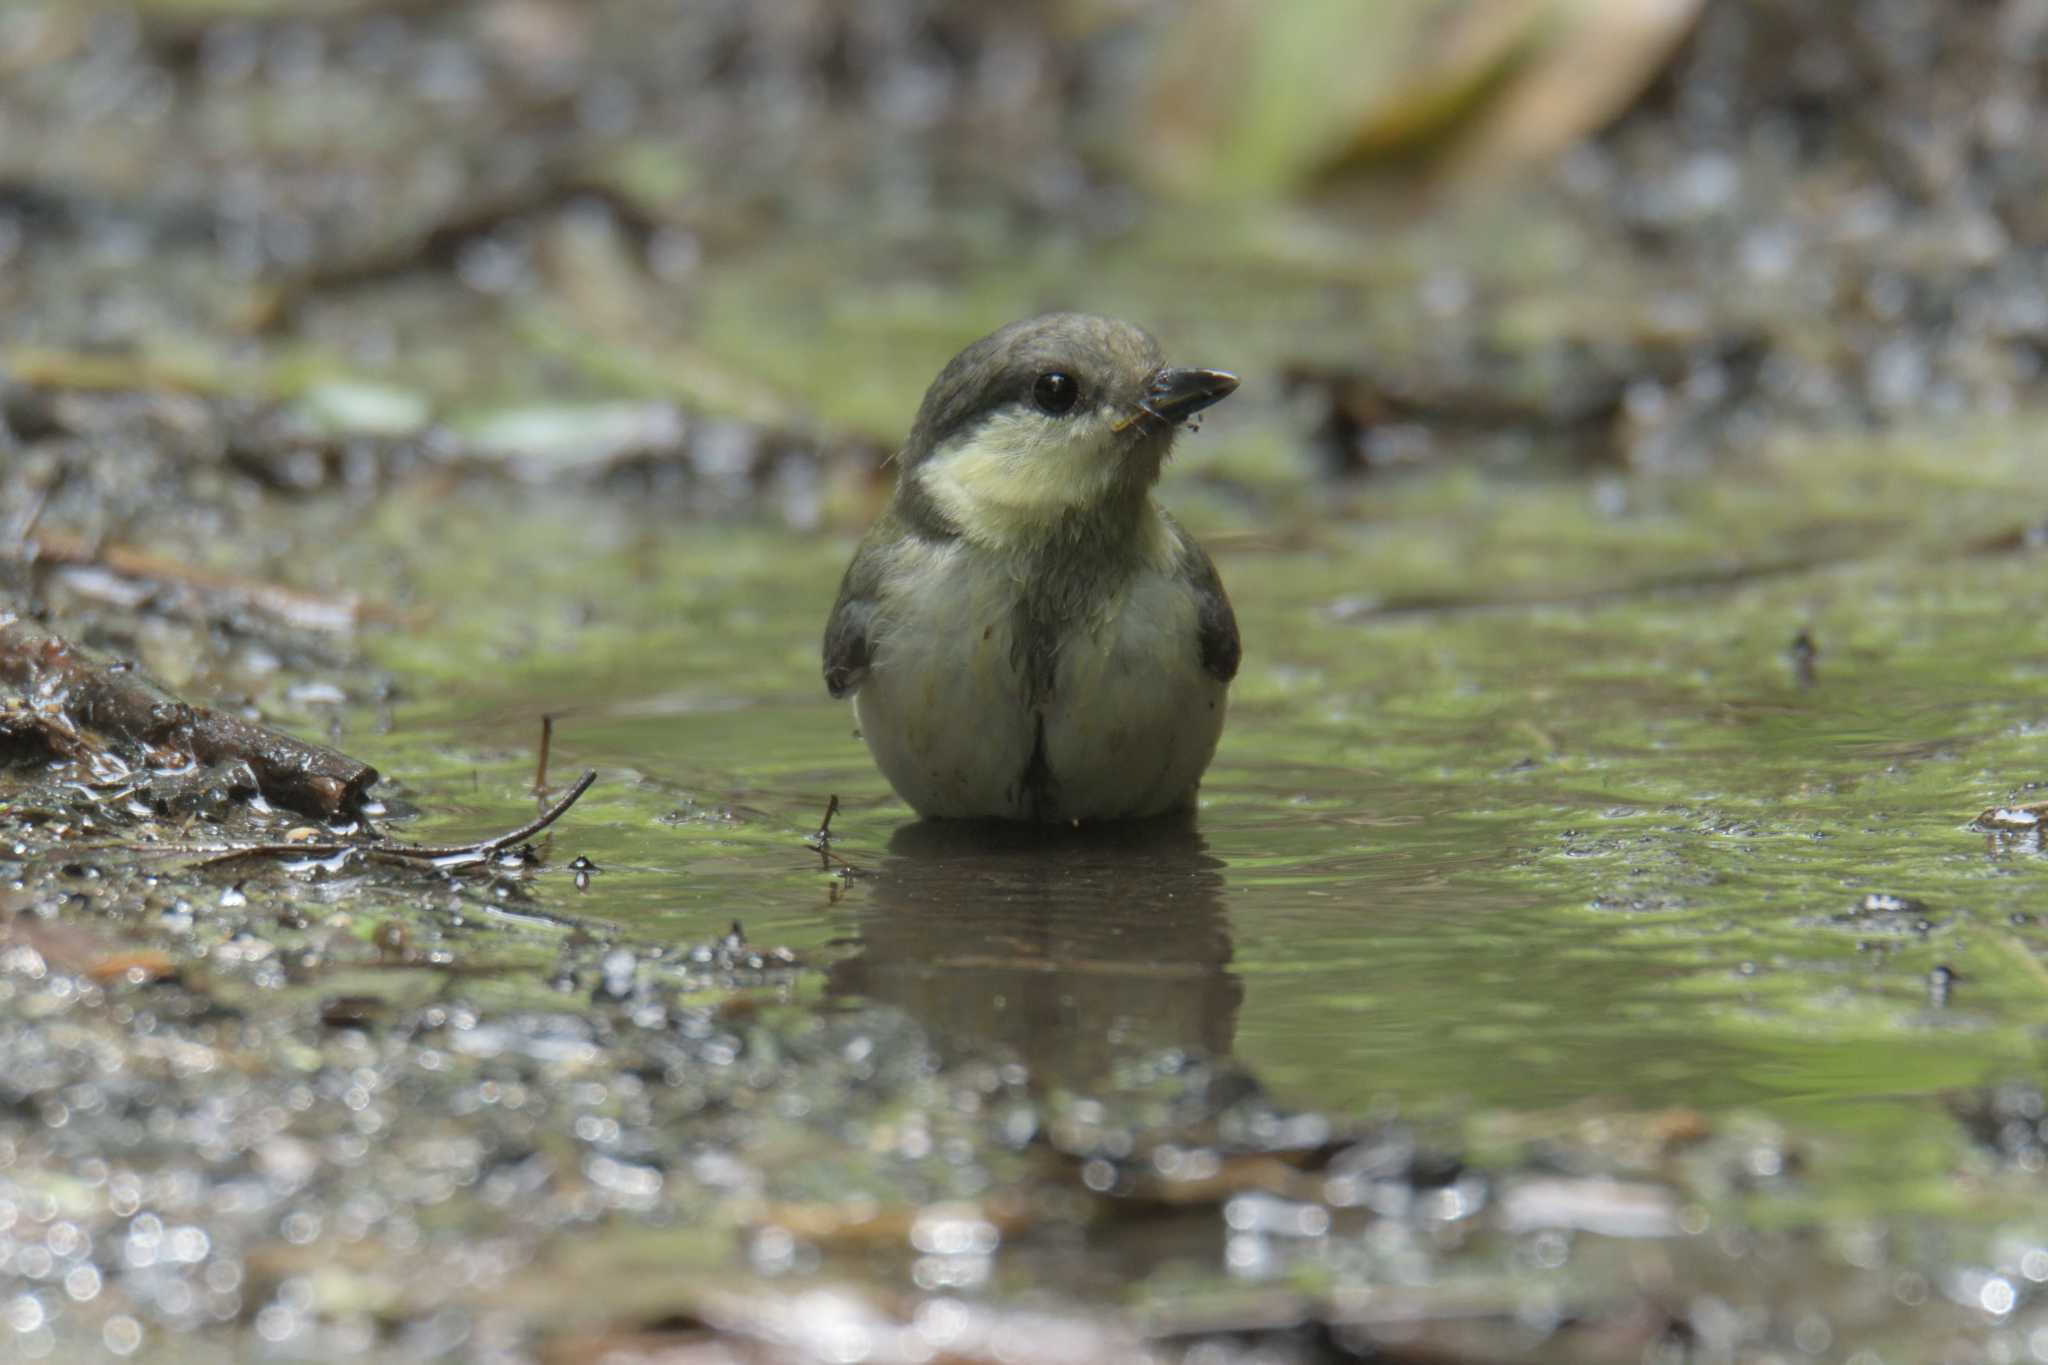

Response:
(1144, 367), (1239, 423)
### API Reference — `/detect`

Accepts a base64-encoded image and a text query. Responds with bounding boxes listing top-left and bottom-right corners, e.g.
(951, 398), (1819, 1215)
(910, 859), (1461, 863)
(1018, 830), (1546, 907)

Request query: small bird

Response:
(823, 313), (1240, 822)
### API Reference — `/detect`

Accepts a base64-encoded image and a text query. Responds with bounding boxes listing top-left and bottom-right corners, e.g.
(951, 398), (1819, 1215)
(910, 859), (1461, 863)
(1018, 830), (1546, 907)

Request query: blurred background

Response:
(8, 0), (2043, 503)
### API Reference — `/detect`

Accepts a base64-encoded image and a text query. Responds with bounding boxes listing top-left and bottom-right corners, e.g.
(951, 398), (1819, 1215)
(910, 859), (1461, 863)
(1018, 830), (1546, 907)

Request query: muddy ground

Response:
(7, 3), (2048, 1362)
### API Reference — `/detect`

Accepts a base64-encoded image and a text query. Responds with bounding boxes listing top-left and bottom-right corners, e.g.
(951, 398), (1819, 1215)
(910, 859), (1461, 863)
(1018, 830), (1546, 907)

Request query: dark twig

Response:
(1789, 628), (1819, 689)
(533, 713), (555, 795)
(803, 794), (867, 875)
(804, 794), (841, 867)
(127, 770), (599, 869)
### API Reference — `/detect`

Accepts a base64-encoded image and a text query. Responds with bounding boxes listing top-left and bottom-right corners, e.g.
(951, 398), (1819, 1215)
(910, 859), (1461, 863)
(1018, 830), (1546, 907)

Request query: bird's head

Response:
(899, 313), (1237, 548)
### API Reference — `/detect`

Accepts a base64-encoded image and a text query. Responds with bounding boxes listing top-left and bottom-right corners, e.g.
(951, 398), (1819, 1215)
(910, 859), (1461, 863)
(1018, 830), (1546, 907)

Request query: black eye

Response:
(1033, 371), (1079, 415)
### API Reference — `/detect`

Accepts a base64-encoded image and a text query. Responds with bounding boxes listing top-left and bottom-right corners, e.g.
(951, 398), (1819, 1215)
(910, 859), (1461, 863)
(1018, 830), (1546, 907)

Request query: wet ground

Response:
(9, 2), (2048, 1362)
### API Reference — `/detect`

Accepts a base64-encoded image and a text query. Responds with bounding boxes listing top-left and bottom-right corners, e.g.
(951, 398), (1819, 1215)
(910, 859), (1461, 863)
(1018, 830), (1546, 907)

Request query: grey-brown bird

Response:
(823, 313), (1240, 822)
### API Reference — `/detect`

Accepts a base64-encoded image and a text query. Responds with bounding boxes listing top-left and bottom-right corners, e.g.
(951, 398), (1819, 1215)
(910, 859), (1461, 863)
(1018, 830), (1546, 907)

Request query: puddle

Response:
(347, 425), (2048, 1171)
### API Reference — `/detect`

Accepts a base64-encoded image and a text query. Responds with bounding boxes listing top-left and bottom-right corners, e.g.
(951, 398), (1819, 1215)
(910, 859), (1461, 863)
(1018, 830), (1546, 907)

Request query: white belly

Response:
(853, 541), (1226, 821)
(854, 542), (1037, 819)
(1040, 568), (1226, 819)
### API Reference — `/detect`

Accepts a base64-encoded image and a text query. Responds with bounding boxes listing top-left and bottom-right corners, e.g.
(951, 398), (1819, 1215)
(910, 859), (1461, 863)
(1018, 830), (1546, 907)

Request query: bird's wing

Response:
(821, 518), (896, 699)
(1169, 515), (1240, 683)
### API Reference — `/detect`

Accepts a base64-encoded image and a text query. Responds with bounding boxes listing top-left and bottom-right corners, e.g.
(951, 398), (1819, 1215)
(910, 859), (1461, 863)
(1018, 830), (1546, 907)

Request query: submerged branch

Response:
(138, 769), (599, 870)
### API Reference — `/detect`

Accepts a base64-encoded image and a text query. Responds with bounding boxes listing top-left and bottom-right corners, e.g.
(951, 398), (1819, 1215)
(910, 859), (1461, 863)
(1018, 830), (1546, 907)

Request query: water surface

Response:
(352, 425), (2048, 1196)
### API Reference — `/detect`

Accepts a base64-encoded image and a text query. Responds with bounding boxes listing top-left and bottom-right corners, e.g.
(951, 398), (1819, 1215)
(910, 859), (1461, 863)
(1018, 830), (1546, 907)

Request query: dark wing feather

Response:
(821, 520), (895, 699)
(1170, 516), (1240, 683)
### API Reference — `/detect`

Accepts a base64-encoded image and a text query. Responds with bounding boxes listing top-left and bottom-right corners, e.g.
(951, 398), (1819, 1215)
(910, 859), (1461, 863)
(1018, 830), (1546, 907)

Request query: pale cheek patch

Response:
(916, 409), (1121, 547)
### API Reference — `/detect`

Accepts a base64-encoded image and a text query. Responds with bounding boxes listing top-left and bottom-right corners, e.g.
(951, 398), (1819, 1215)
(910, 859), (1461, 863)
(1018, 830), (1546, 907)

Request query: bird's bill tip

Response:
(1130, 367), (1239, 427)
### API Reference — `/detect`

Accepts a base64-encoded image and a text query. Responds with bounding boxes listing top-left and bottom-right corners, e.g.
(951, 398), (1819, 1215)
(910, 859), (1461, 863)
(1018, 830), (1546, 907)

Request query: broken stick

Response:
(0, 612), (379, 819)
(136, 769), (599, 869)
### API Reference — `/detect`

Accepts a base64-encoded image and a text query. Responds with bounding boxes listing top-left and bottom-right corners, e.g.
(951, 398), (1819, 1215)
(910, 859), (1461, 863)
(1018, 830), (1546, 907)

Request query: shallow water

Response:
(9, 394), (2048, 1361)
(345, 416), (2048, 1226)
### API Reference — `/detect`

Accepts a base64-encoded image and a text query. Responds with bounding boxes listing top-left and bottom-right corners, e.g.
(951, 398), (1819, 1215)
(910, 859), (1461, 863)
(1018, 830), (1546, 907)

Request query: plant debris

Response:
(0, 612), (378, 819)
(137, 769), (599, 871)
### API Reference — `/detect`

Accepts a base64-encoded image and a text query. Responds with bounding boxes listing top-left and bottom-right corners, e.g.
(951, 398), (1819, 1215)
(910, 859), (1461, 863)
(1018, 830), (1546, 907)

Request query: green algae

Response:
(304, 395), (2048, 1263)
(8, 7), (2048, 1353)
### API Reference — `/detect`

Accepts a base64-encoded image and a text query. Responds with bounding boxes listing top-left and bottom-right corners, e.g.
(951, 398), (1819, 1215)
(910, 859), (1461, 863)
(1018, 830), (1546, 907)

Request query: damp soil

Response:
(8, 3), (2048, 1363)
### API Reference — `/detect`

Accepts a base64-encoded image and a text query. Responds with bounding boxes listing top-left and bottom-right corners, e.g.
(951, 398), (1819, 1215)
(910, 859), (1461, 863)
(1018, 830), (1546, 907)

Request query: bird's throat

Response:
(912, 410), (1171, 553)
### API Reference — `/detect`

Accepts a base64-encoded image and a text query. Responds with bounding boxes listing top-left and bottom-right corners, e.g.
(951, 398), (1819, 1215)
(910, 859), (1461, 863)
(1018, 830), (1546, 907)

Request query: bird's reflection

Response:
(826, 814), (1240, 1090)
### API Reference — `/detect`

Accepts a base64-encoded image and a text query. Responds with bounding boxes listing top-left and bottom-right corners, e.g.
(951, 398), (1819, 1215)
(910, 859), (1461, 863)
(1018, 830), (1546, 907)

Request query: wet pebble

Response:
(592, 948), (639, 1003)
